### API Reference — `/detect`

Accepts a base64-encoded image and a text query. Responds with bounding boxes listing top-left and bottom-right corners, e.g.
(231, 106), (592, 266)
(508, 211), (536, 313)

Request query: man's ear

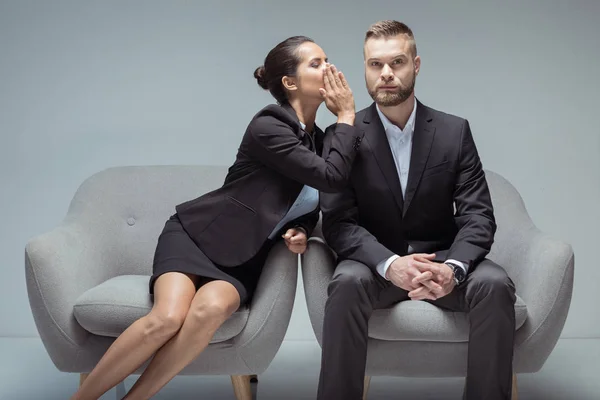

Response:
(414, 55), (421, 76)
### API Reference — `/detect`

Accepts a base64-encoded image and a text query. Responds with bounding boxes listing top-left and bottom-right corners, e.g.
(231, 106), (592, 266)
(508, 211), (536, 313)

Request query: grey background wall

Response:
(1, 0), (598, 340)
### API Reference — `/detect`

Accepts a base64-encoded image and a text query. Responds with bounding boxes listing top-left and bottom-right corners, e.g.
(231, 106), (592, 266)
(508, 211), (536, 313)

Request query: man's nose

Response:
(381, 64), (394, 81)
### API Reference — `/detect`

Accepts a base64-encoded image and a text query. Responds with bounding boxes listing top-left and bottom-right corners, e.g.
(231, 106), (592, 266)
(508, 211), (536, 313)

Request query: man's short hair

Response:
(365, 20), (417, 57)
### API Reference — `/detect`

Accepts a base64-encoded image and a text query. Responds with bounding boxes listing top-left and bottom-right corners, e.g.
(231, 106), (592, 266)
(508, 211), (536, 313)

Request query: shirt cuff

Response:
(376, 254), (400, 280)
(445, 259), (467, 274)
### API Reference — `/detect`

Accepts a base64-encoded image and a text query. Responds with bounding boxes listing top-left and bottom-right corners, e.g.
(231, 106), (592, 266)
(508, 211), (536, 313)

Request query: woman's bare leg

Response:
(70, 272), (199, 400)
(123, 280), (240, 399)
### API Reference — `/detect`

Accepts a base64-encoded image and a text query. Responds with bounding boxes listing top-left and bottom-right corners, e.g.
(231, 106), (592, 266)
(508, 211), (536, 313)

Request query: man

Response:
(318, 20), (516, 400)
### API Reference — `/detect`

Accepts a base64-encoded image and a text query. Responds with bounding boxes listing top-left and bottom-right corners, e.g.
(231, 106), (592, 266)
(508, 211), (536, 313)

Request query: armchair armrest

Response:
(300, 235), (337, 346)
(234, 241), (299, 373)
(25, 222), (118, 371)
(493, 225), (574, 372)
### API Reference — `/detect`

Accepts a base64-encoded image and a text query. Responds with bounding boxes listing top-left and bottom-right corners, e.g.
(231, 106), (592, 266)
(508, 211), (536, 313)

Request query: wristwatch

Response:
(445, 262), (466, 286)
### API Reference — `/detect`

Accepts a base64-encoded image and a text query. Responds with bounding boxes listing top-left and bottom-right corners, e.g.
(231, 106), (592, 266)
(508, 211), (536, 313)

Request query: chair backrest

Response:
(483, 170), (536, 284)
(64, 165), (229, 276)
(67, 166), (531, 279)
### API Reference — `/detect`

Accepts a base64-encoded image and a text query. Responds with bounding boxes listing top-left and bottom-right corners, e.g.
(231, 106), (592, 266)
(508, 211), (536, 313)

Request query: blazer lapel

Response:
(362, 103), (404, 212)
(402, 101), (436, 217)
(282, 102), (314, 150)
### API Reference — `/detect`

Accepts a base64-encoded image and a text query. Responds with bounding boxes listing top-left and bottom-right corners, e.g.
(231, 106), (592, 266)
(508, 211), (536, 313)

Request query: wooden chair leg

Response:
(79, 373), (89, 388)
(231, 375), (252, 400)
(511, 373), (518, 400)
(363, 376), (371, 400)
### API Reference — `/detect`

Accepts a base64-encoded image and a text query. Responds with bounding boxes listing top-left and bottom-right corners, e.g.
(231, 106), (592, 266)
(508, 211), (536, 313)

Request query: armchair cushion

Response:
(73, 275), (249, 343)
(368, 294), (528, 342)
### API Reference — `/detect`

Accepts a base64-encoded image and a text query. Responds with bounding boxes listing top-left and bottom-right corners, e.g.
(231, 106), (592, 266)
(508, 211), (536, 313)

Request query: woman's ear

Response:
(282, 76), (298, 92)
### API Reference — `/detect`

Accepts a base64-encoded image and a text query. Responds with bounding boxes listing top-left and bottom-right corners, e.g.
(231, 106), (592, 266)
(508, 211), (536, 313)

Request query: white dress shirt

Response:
(373, 100), (466, 279)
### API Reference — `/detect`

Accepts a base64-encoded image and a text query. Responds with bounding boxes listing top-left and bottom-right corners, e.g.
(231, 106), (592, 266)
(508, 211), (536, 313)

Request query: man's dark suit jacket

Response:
(176, 103), (364, 267)
(321, 100), (495, 274)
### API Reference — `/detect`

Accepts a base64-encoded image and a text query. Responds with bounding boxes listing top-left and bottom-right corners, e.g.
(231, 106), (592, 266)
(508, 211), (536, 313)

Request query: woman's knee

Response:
(142, 310), (187, 342)
(188, 296), (238, 328)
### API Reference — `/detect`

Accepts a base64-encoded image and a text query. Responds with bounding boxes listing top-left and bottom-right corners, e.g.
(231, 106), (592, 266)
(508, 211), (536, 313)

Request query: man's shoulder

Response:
(419, 101), (467, 129)
(355, 105), (372, 122)
(353, 101), (468, 128)
(322, 104), (373, 133)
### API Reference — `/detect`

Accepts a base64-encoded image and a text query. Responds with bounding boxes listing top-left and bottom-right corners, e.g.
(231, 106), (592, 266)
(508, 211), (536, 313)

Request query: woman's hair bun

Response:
(254, 65), (268, 90)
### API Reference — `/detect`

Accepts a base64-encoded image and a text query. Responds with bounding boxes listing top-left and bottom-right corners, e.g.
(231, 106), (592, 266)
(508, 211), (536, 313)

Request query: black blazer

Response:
(321, 100), (496, 273)
(176, 103), (364, 267)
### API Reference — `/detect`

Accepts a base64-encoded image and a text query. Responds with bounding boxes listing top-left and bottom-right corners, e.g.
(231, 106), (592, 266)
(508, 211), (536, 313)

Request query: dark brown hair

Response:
(254, 35), (314, 104)
(365, 20), (417, 57)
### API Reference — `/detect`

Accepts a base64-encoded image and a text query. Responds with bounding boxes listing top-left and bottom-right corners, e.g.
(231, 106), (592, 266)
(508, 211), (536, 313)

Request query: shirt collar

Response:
(375, 98), (417, 137)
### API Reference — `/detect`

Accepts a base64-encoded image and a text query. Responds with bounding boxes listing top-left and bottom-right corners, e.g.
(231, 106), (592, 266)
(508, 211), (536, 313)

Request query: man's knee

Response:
(327, 260), (378, 301)
(469, 260), (516, 304)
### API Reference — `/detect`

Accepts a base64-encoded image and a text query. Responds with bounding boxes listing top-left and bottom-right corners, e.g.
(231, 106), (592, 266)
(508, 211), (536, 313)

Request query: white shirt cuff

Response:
(376, 254), (400, 280)
(445, 259), (467, 273)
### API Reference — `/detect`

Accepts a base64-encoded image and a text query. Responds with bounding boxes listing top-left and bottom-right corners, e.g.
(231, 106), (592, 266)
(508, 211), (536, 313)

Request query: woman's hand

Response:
(282, 227), (307, 254)
(319, 64), (355, 126)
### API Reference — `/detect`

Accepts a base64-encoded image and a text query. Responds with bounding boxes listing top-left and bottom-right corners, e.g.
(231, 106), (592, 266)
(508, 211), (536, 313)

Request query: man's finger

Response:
(409, 286), (436, 301)
(412, 271), (433, 285)
(411, 293), (436, 301)
(409, 260), (442, 274)
(420, 278), (443, 293)
(413, 253), (436, 261)
(408, 286), (431, 298)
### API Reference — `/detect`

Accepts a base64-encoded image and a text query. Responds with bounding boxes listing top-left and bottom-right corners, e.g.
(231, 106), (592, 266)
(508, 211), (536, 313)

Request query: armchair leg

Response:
(231, 375), (252, 400)
(79, 373), (89, 387)
(363, 376), (371, 400)
(512, 373), (518, 400)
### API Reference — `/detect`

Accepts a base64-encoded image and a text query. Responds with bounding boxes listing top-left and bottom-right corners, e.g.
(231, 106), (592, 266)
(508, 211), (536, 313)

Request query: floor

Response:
(1, 337), (598, 400)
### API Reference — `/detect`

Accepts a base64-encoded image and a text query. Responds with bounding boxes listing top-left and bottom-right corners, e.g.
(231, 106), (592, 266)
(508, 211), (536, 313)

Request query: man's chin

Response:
(374, 91), (413, 107)
(375, 94), (403, 107)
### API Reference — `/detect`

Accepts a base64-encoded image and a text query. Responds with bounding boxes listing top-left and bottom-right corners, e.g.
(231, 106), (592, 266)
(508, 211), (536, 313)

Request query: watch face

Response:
(454, 266), (466, 282)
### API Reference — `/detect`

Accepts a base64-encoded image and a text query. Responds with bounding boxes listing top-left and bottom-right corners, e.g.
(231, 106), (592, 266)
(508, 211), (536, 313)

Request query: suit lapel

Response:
(282, 102), (314, 150)
(403, 101), (436, 217)
(362, 103), (404, 212)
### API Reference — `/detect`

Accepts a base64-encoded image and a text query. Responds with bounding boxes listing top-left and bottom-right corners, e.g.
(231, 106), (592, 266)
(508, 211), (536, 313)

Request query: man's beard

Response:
(368, 72), (416, 107)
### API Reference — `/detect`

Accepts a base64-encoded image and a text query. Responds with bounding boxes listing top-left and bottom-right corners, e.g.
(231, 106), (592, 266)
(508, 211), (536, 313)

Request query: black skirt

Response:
(149, 213), (274, 305)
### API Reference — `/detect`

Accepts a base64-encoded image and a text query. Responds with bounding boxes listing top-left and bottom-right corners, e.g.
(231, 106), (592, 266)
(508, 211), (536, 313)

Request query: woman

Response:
(71, 35), (363, 400)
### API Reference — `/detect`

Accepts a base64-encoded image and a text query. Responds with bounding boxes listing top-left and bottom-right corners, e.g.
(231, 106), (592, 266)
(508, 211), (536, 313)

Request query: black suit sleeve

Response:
(293, 208), (320, 238)
(247, 114), (364, 193)
(319, 130), (395, 270)
(275, 208), (320, 239)
(447, 119), (496, 271)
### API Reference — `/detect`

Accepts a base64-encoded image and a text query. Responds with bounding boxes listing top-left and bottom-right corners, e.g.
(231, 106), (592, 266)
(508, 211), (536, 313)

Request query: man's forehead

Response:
(366, 36), (409, 51)
(365, 37), (413, 60)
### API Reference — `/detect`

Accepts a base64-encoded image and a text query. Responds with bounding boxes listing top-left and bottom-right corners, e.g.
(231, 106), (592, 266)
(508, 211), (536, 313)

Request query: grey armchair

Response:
(25, 165), (299, 400)
(301, 170), (574, 399)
